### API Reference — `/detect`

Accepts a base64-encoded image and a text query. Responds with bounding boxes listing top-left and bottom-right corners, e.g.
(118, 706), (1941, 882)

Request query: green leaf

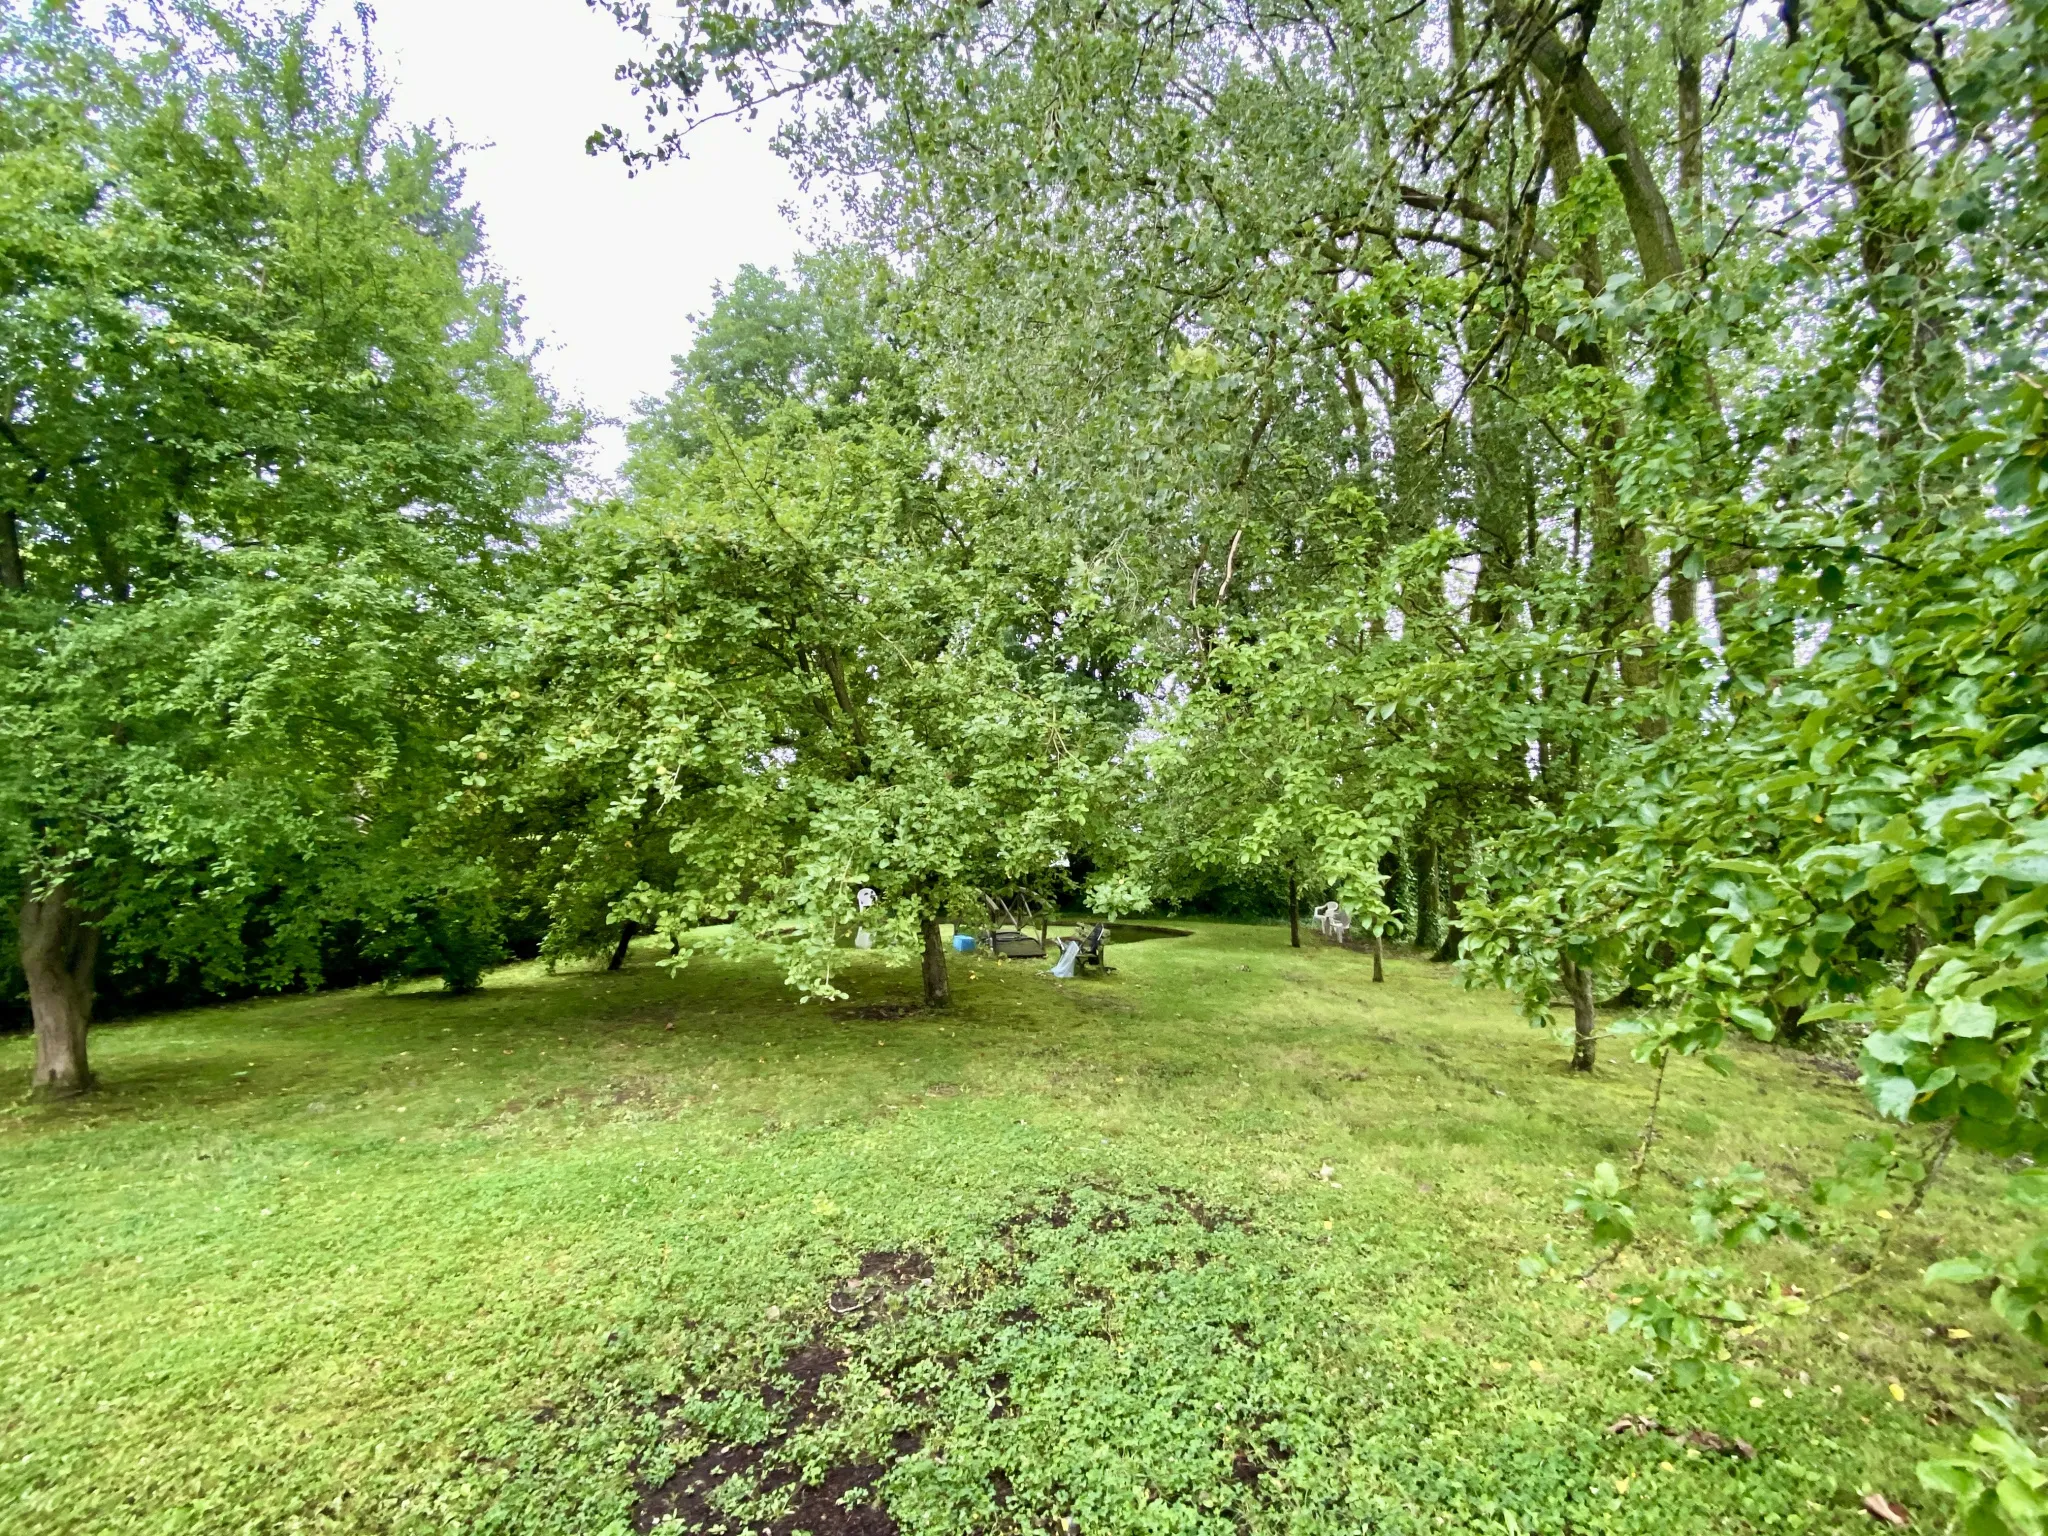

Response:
(2009, 1172), (2048, 1208)
(1925, 1257), (1996, 1286)
(1918, 1459), (1985, 1500)
(1995, 1475), (2048, 1534)
(1979, 886), (2048, 940)
(1942, 1000), (2000, 1040)
(1873, 1074), (1921, 1121)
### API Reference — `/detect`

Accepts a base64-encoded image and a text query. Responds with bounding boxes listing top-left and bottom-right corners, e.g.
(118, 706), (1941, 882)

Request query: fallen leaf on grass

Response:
(1684, 1428), (1756, 1461)
(1862, 1492), (1910, 1527)
(1606, 1416), (1755, 1460)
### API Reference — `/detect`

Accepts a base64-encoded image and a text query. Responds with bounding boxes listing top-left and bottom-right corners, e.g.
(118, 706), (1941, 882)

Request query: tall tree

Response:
(474, 387), (1134, 1005)
(0, 5), (570, 1094)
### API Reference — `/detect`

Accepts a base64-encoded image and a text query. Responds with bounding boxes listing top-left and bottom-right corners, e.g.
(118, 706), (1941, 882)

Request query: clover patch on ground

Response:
(632, 1186), (1286, 1535)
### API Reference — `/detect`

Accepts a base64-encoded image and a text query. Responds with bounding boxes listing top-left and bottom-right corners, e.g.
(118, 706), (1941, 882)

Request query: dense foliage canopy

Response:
(466, 269), (1138, 1001)
(0, 2), (571, 1090)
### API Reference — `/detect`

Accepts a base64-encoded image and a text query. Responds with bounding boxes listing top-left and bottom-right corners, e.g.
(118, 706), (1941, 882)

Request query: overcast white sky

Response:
(366, 0), (809, 476)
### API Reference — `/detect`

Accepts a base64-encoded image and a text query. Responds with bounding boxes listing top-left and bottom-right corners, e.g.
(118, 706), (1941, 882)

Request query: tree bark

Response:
(920, 915), (951, 1007)
(607, 920), (637, 971)
(1510, 4), (1685, 288)
(1667, 549), (1697, 628)
(1675, 0), (1705, 246)
(1288, 870), (1300, 948)
(1385, 344), (1440, 549)
(1414, 844), (1441, 952)
(1372, 931), (1385, 983)
(1541, 85), (1658, 706)
(1561, 956), (1598, 1072)
(21, 883), (98, 1097)
(1831, 44), (1948, 469)
(1432, 868), (1466, 962)
(1524, 0), (1747, 616)
(0, 506), (23, 593)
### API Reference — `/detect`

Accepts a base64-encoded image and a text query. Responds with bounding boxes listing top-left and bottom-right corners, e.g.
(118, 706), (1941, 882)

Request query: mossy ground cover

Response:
(0, 922), (2033, 1535)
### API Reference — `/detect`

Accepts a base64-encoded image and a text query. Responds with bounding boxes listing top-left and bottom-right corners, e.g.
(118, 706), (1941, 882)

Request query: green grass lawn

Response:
(0, 923), (2033, 1535)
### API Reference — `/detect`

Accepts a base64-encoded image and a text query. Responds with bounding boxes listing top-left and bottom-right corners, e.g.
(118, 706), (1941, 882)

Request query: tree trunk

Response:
(1561, 957), (1598, 1072)
(1468, 387), (1527, 632)
(1675, 0), (1705, 245)
(1414, 844), (1441, 952)
(1667, 548), (1697, 628)
(0, 507), (23, 594)
(1541, 86), (1659, 712)
(1433, 870), (1465, 963)
(21, 884), (98, 1097)
(1372, 931), (1385, 983)
(1288, 870), (1300, 948)
(920, 915), (951, 1007)
(607, 920), (637, 971)
(1515, 5), (1684, 288)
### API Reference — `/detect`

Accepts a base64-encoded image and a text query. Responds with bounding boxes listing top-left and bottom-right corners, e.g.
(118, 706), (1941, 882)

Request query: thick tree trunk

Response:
(1288, 871), (1300, 948)
(1468, 389), (1527, 632)
(1514, 5), (1684, 288)
(0, 507), (23, 593)
(1530, 1), (1747, 634)
(1387, 354), (1441, 549)
(1541, 86), (1660, 713)
(607, 920), (637, 971)
(920, 915), (951, 1007)
(21, 884), (98, 1097)
(1675, 1), (1704, 244)
(1561, 957), (1598, 1072)
(1667, 549), (1698, 628)
(1414, 844), (1441, 952)
(1378, 848), (1406, 941)
(1432, 869), (1466, 963)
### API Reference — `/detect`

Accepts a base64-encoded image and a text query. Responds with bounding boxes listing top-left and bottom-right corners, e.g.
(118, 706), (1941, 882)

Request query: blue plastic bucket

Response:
(952, 933), (977, 952)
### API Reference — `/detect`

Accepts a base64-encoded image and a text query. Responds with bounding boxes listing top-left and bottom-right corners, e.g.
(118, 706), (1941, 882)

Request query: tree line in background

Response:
(5, 0), (2046, 1513)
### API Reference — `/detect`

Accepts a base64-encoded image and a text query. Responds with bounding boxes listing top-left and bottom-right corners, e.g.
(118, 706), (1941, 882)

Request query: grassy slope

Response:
(0, 922), (2033, 1535)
